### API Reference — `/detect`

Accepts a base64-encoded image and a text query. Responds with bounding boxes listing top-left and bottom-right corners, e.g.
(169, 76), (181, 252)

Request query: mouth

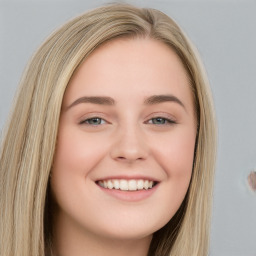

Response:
(96, 179), (158, 191)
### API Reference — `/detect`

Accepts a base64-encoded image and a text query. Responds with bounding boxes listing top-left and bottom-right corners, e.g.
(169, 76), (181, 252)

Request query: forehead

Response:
(80, 37), (189, 80)
(64, 37), (193, 108)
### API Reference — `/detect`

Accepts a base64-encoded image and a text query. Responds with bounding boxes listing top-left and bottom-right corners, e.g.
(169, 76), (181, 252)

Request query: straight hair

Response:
(0, 3), (216, 256)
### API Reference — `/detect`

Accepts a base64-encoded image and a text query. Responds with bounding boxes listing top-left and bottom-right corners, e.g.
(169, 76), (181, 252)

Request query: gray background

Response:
(0, 0), (256, 255)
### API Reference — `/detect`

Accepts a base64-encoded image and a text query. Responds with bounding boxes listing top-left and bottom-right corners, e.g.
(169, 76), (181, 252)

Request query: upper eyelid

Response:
(78, 112), (108, 121)
(145, 112), (177, 121)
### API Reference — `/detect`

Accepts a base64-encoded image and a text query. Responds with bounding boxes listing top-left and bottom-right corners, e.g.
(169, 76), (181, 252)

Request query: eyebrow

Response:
(66, 96), (115, 110)
(144, 95), (186, 109)
(65, 94), (185, 110)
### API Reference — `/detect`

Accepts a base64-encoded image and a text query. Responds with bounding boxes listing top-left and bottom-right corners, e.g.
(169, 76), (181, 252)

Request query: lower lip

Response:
(97, 184), (159, 202)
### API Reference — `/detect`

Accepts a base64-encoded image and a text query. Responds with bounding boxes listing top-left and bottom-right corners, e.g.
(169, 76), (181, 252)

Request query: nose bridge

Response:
(110, 121), (148, 162)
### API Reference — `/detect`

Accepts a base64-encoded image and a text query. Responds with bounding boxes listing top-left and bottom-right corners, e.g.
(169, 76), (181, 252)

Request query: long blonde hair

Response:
(0, 3), (216, 256)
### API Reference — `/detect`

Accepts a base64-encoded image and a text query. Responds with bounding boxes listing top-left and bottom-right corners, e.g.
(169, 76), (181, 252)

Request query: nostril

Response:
(115, 155), (145, 162)
(117, 156), (126, 160)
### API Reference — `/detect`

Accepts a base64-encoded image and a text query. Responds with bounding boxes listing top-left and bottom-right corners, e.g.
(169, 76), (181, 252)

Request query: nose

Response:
(110, 125), (149, 163)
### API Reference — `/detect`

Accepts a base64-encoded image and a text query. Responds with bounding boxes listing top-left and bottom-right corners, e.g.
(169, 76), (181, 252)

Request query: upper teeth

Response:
(98, 179), (155, 191)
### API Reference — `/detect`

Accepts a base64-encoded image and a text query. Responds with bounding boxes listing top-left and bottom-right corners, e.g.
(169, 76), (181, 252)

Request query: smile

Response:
(97, 179), (157, 191)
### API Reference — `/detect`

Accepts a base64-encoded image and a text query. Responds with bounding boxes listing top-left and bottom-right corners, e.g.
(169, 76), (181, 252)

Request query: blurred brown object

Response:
(247, 171), (256, 192)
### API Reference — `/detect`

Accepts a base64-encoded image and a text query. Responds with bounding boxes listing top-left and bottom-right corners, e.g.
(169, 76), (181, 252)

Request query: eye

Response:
(80, 117), (106, 125)
(148, 117), (176, 125)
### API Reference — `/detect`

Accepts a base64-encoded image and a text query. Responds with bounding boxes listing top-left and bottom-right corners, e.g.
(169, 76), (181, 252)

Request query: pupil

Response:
(153, 118), (165, 124)
(90, 118), (101, 124)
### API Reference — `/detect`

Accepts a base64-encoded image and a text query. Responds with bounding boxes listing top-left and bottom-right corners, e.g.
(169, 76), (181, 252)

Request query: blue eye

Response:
(149, 117), (175, 125)
(81, 117), (106, 125)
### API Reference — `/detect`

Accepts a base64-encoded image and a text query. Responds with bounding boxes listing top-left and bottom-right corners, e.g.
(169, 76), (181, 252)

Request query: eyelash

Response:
(147, 117), (176, 125)
(79, 116), (176, 126)
(80, 117), (106, 125)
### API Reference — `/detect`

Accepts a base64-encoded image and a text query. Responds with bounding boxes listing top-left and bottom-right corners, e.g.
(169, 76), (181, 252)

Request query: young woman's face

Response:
(51, 38), (197, 242)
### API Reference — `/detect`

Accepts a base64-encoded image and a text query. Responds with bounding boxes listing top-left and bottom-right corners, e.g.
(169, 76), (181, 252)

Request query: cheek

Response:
(152, 127), (196, 178)
(149, 128), (196, 223)
(52, 127), (107, 178)
(50, 126), (109, 210)
(50, 126), (113, 226)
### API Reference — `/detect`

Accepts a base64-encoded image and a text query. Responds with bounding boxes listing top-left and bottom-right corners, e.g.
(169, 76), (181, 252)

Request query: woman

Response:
(0, 3), (216, 256)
